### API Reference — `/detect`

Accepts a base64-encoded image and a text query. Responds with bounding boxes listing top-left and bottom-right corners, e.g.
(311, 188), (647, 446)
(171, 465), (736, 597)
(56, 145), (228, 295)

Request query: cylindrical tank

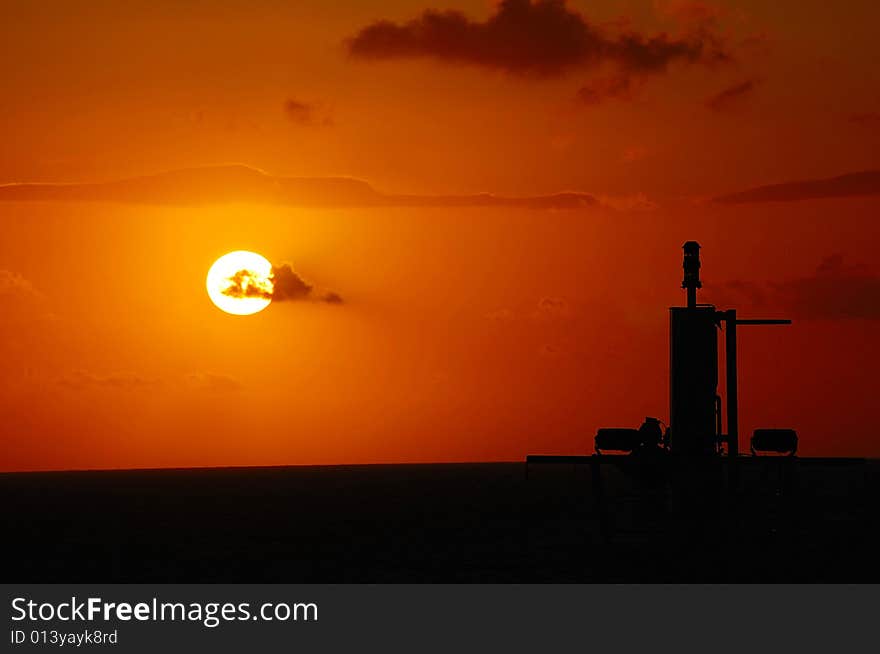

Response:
(669, 307), (718, 455)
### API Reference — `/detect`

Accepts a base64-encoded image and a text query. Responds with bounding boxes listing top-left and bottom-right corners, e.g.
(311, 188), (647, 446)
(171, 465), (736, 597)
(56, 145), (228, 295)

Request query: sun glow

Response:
(206, 250), (273, 315)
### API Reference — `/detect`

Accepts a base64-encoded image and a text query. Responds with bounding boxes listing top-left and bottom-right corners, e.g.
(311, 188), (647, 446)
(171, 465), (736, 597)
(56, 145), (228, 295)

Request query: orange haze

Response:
(1, 1), (879, 470)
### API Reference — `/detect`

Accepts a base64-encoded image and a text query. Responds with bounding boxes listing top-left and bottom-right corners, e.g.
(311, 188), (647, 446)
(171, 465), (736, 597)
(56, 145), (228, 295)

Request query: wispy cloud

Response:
(705, 78), (758, 112)
(185, 372), (242, 392)
(709, 255), (880, 320)
(0, 165), (600, 210)
(284, 98), (333, 126)
(714, 170), (880, 204)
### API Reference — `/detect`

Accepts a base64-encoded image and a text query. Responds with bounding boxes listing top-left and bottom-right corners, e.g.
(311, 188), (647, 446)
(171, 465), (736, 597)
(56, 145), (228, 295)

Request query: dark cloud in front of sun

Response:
(221, 269), (274, 300)
(221, 263), (342, 304)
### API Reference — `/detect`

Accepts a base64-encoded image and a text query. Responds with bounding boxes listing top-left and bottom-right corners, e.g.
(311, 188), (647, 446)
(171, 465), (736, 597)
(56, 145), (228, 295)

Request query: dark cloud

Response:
(0, 164), (597, 210)
(284, 99), (316, 124)
(221, 269), (275, 300)
(284, 98), (333, 126)
(346, 0), (729, 77)
(221, 263), (342, 304)
(269, 264), (318, 302)
(709, 255), (880, 320)
(322, 292), (344, 304)
(706, 78), (758, 112)
(714, 170), (880, 204)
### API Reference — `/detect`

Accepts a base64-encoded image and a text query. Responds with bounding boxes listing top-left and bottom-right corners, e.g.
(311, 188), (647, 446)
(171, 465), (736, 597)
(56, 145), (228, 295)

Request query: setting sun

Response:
(206, 250), (273, 315)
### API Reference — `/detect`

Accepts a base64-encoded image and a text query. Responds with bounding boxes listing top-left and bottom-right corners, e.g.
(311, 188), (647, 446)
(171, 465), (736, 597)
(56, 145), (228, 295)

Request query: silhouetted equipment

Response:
(595, 428), (640, 454)
(637, 417), (664, 451)
(669, 242), (792, 457)
(594, 418), (666, 454)
(526, 241), (794, 469)
(751, 429), (798, 456)
(716, 311), (792, 458)
(524, 242), (870, 547)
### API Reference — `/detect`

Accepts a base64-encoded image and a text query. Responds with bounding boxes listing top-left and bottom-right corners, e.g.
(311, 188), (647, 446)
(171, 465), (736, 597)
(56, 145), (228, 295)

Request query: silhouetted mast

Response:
(682, 241), (701, 309)
(669, 242), (717, 455)
(669, 241), (793, 457)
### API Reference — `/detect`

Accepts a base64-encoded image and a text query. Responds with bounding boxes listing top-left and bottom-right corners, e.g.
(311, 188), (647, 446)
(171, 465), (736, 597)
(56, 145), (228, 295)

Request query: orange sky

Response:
(1, 1), (879, 471)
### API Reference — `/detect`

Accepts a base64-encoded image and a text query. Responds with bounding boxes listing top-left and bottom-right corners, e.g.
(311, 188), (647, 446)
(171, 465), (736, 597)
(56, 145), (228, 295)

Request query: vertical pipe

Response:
(725, 310), (738, 458)
(687, 287), (697, 309)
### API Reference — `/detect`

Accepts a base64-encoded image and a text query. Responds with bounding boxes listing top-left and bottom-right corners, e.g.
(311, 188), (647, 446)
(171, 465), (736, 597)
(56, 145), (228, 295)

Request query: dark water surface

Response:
(3, 461), (877, 582)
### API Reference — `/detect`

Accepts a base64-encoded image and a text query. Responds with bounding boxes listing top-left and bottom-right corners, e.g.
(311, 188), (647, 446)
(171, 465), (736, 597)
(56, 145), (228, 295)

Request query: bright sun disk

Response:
(206, 250), (273, 315)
